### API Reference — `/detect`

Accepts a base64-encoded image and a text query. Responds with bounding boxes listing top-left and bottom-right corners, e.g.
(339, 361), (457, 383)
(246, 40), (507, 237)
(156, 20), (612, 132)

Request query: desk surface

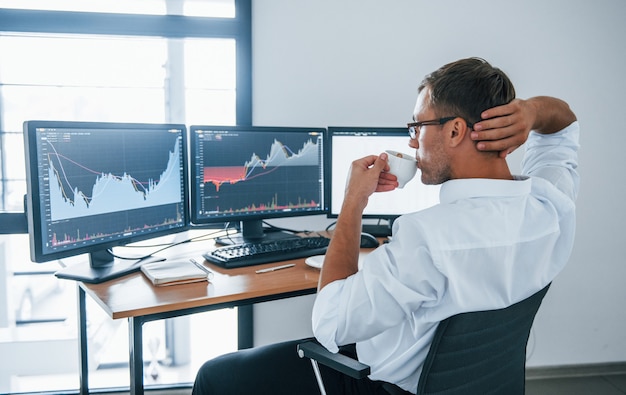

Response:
(80, 242), (322, 320)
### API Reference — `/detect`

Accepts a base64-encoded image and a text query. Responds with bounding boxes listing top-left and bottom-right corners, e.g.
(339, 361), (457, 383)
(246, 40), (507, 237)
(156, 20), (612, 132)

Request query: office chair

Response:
(297, 284), (550, 395)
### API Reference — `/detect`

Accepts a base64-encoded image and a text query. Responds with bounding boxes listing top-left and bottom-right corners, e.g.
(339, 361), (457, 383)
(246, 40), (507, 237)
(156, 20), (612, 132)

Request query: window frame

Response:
(0, 0), (252, 234)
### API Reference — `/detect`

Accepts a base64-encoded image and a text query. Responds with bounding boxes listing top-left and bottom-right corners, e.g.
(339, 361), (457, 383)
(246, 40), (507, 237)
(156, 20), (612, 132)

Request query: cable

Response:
(262, 220), (304, 234)
(108, 226), (239, 261)
(324, 221), (337, 232)
(261, 220), (329, 238)
(216, 222), (243, 245)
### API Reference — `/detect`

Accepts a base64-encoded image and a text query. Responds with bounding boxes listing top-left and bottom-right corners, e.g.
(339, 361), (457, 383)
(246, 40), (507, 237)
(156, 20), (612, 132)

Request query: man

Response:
(192, 57), (579, 394)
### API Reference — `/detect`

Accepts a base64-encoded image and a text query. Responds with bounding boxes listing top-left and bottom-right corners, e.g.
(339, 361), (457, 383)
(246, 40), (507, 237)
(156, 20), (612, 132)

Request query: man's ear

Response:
(447, 118), (469, 148)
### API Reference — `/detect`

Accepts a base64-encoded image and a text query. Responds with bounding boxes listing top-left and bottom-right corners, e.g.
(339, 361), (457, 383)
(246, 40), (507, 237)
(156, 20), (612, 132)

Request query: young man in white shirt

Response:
(192, 57), (579, 395)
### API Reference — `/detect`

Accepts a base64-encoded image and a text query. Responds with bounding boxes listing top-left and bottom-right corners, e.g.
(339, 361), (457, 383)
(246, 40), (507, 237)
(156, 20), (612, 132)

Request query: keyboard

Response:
(203, 236), (331, 268)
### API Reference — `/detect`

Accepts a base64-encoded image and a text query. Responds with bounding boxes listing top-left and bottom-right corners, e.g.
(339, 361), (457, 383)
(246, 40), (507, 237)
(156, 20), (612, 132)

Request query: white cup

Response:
(385, 150), (417, 188)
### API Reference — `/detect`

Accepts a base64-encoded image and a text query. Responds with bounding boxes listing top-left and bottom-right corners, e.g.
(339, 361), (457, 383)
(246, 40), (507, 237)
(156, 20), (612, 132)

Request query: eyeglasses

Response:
(407, 117), (474, 139)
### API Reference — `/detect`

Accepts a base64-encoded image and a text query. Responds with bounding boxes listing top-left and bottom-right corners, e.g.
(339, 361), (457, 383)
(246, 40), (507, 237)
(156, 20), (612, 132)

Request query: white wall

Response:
(251, 0), (626, 367)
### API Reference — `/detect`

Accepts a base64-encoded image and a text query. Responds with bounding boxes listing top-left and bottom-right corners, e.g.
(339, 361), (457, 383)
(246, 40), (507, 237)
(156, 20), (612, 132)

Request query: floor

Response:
(526, 373), (626, 395)
(9, 374), (626, 394)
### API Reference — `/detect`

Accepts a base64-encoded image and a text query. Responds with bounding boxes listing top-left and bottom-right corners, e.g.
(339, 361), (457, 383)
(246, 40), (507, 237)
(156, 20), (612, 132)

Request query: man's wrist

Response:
(341, 193), (368, 215)
(528, 96), (576, 134)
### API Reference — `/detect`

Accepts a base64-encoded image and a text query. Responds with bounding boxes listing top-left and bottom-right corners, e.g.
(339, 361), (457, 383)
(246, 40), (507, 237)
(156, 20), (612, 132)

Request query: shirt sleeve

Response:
(312, 218), (446, 353)
(521, 121), (580, 201)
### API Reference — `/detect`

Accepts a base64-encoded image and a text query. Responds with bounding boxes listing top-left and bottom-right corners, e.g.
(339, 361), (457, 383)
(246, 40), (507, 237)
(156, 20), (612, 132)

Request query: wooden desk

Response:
(77, 249), (321, 395)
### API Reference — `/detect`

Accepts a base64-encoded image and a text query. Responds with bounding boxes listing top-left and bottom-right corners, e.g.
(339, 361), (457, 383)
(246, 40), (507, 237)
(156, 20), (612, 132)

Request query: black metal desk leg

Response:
(237, 305), (253, 350)
(77, 285), (89, 395)
(129, 316), (144, 395)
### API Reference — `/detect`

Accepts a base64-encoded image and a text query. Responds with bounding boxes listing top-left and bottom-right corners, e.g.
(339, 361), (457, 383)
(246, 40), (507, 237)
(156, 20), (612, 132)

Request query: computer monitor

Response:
(326, 127), (440, 236)
(189, 125), (326, 245)
(23, 120), (189, 283)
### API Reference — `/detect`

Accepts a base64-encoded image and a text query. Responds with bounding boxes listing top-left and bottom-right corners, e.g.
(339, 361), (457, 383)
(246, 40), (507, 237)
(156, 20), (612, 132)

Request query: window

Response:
(0, 0), (236, 17)
(0, 1), (251, 393)
(0, 1), (252, 215)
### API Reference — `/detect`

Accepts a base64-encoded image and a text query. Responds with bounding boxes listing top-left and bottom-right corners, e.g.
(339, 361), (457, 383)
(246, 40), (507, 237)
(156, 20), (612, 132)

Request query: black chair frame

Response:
(298, 284), (550, 395)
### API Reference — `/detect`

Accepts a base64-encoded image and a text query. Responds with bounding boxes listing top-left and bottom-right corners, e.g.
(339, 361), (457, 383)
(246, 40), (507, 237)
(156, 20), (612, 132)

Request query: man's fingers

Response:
(472, 127), (514, 142)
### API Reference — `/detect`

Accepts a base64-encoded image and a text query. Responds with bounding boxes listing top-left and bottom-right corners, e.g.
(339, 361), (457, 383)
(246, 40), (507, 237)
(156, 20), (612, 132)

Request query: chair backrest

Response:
(416, 284), (550, 395)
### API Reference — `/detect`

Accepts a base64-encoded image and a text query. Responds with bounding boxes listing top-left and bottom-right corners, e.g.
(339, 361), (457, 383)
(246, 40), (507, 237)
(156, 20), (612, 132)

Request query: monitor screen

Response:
(326, 127), (440, 235)
(23, 121), (189, 283)
(189, 125), (326, 244)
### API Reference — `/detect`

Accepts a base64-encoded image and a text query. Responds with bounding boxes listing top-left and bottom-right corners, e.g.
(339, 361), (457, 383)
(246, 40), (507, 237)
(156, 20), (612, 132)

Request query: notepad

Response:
(140, 259), (210, 286)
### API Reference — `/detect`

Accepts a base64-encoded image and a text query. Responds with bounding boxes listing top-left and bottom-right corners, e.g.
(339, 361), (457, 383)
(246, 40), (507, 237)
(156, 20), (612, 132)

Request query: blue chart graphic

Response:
(47, 136), (183, 222)
(245, 137), (320, 168)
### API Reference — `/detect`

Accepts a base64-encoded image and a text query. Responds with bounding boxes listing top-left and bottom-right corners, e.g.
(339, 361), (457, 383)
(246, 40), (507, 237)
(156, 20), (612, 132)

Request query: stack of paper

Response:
(141, 259), (211, 286)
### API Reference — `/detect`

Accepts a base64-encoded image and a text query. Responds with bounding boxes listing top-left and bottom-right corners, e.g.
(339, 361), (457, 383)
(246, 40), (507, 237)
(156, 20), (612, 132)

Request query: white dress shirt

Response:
(312, 122), (580, 393)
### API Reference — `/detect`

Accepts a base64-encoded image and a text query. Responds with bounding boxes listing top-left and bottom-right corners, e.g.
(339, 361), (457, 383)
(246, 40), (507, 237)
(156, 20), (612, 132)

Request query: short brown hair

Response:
(418, 57), (516, 123)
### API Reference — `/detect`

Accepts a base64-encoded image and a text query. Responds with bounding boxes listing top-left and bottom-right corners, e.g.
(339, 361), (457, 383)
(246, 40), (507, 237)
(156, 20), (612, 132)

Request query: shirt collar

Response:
(439, 176), (531, 204)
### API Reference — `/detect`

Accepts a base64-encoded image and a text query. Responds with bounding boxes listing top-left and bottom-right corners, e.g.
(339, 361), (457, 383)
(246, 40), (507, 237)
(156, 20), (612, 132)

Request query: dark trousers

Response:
(191, 338), (412, 395)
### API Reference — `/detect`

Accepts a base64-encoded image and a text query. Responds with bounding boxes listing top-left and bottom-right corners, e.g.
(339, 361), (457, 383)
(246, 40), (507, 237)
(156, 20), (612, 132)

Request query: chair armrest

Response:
(297, 341), (371, 379)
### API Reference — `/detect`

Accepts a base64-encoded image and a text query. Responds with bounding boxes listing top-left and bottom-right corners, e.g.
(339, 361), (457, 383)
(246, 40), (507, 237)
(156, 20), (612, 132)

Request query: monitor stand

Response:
(55, 249), (164, 284)
(215, 219), (298, 246)
(361, 218), (396, 237)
